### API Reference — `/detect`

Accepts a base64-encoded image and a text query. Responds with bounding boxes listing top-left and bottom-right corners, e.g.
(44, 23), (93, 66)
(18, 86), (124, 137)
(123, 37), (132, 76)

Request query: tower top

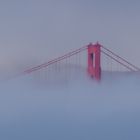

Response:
(87, 42), (101, 48)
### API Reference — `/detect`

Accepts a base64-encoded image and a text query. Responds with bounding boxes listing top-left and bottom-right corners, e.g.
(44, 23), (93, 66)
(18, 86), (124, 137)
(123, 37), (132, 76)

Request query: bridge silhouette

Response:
(21, 42), (140, 81)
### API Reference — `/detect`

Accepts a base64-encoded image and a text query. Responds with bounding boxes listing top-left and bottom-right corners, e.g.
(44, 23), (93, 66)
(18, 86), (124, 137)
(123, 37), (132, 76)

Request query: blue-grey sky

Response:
(0, 0), (140, 72)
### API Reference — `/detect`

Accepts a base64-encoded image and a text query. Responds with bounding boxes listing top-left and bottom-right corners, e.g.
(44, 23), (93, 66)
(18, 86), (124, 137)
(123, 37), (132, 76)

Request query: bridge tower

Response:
(87, 43), (101, 80)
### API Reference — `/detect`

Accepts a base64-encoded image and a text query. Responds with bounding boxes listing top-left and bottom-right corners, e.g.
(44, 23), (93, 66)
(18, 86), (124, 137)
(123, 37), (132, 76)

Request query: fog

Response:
(0, 1), (140, 139)
(0, 68), (140, 140)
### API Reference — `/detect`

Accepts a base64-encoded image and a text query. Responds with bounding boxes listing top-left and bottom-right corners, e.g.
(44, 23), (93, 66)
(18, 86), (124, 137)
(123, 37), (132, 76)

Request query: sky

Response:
(0, 0), (140, 75)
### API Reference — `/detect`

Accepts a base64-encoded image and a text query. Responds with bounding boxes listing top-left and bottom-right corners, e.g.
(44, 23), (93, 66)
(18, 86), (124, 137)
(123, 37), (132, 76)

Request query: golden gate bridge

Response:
(15, 42), (139, 82)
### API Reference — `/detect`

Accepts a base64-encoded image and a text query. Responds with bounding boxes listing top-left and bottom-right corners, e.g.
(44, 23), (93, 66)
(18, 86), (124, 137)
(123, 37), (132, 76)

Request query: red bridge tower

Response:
(87, 43), (101, 80)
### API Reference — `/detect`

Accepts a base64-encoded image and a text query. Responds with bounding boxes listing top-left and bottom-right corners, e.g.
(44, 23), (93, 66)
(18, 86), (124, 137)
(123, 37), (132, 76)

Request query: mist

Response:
(0, 0), (140, 140)
(0, 68), (140, 140)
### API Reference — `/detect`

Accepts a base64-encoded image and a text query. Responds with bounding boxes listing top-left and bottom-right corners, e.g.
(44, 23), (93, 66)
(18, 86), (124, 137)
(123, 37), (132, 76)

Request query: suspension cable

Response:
(101, 45), (140, 71)
(24, 46), (88, 74)
(101, 50), (134, 71)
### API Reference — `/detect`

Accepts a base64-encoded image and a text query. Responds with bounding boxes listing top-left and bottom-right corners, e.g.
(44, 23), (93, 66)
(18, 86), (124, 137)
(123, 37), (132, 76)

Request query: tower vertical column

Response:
(87, 43), (101, 80)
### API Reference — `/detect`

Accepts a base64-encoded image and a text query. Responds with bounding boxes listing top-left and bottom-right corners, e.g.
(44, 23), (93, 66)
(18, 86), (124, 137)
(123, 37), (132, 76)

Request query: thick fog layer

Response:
(0, 69), (140, 140)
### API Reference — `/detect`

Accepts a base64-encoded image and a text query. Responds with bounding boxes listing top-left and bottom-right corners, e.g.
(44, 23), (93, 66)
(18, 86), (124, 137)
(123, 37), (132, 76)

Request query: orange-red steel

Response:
(87, 43), (101, 80)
